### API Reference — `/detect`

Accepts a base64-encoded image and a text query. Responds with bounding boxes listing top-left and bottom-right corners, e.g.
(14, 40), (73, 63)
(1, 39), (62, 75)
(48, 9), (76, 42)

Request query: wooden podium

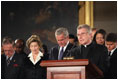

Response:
(40, 59), (103, 79)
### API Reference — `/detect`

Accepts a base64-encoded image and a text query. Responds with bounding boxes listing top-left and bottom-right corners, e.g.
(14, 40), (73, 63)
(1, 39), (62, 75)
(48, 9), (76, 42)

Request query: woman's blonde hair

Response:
(26, 35), (42, 49)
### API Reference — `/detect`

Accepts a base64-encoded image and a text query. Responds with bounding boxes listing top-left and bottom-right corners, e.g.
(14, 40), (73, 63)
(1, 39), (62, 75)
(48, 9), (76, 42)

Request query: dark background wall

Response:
(94, 1), (117, 33)
(1, 1), (78, 51)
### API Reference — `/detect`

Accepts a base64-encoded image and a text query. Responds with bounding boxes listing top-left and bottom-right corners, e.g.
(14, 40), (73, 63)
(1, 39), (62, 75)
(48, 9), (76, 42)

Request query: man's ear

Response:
(67, 36), (69, 39)
(13, 46), (16, 51)
(89, 33), (92, 38)
(114, 42), (117, 47)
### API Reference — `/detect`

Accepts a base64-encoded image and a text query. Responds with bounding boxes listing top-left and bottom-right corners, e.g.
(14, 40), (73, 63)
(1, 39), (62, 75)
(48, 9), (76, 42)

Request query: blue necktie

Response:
(58, 47), (64, 60)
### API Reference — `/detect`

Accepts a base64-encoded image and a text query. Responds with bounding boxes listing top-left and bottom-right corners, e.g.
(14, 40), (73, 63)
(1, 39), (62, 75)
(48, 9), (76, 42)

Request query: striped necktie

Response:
(6, 57), (11, 66)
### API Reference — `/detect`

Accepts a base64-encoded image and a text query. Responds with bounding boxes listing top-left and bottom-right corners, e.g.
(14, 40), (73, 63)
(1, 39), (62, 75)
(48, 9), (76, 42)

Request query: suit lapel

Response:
(54, 46), (59, 60)
(3, 54), (7, 65)
(111, 48), (117, 58)
(62, 43), (73, 58)
(2, 55), (7, 69)
(8, 53), (17, 67)
(49, 45), (59, 60)
(86, 43), (94, 59)
(27, 56), (43, 66)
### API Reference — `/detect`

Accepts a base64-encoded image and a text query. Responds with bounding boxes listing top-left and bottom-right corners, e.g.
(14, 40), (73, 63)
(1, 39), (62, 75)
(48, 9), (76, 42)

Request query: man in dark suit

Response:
(1, 37), (25, 79)
(105, 33), (117, 79)
(69, 24), (108, 76)
(49, 27), (76, 60)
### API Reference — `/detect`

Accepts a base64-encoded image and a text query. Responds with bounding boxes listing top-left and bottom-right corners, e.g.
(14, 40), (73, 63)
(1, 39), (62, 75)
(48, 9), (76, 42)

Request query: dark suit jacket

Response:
(69, 42), (108, 74)
(49, 43), (76, 60)
(105, 49), (117, 79)
(21, 55), (46, 79)
(1, 53), (25, 79)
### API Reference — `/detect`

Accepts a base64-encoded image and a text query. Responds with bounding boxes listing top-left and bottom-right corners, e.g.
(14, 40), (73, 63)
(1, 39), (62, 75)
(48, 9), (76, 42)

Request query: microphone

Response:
(63, 44), (76, 60)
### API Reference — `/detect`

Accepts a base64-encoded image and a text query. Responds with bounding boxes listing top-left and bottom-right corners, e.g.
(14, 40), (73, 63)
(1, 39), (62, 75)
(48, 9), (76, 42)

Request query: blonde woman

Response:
(22, 35), (46, 79)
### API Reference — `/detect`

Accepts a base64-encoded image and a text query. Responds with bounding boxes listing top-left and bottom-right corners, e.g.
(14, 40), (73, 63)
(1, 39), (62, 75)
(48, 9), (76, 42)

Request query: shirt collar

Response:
(109, 48), (117, 56)
(6, 51), (15, 60)
(28, 51), (43, 65)
(84, 45), (87, 48)
(60, 41), (69, 52)
(83, 42), (92, 48)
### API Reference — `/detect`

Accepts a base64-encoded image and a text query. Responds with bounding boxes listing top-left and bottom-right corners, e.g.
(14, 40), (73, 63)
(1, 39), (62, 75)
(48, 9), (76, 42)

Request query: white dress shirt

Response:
(109, 48), (117, 56)
(58, 41), (69, 59)
(28, 51), (43, 65)
(6, 51), (15, 61)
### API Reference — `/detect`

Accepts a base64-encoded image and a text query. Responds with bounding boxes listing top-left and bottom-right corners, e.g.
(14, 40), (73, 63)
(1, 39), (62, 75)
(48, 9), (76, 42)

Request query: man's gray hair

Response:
(77, 24), (92, 34)
(55, 27), (69, 37)
(2, 36), (15, 46)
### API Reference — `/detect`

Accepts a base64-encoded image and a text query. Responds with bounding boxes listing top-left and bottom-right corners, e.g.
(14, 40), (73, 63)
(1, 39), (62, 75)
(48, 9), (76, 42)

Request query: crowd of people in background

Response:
(1, 24), (117, 79)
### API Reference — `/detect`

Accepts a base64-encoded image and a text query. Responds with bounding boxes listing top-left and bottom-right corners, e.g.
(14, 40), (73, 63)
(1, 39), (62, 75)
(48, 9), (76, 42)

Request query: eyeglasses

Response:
(4, 50), (13, 53)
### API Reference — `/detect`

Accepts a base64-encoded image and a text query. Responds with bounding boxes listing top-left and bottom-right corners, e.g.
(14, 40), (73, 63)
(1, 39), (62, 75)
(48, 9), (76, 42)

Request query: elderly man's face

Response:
(3, 44), (14, 57)
(77, 28), (92, 45)
(56, 33), (69, 47)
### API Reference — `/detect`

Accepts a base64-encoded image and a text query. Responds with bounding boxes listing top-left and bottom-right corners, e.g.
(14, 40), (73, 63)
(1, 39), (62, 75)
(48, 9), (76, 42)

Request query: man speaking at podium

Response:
(69, 24), (108, 76)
